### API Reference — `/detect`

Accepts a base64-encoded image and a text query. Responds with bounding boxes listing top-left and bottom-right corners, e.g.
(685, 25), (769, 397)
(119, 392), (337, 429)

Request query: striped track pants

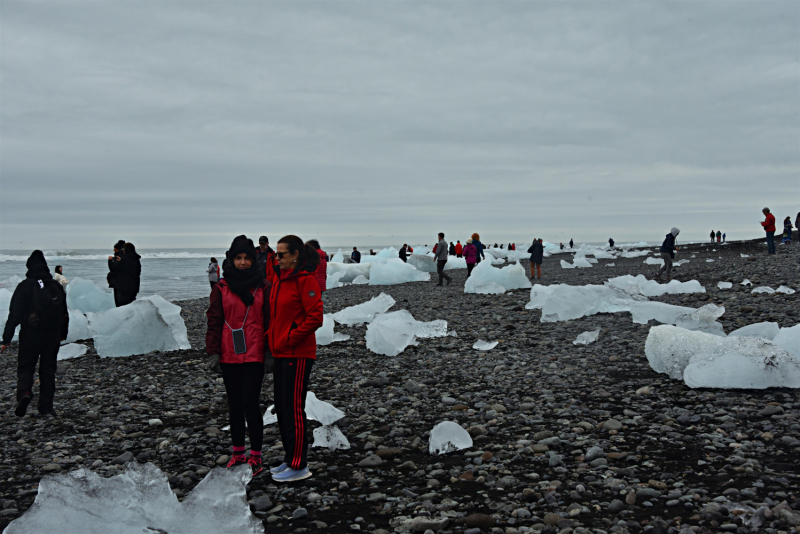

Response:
(274, 357), (314, 470)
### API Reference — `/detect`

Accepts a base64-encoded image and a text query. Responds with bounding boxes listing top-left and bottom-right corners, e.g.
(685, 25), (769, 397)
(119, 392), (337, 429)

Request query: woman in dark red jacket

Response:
(306, 239), (327, 292)
(206, 235), (270, 476)
(265, 235), (323, 482)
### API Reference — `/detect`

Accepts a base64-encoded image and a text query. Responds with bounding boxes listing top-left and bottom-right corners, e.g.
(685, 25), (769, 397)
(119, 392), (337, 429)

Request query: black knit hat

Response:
(26, 250), (48, 270)
(114, 240), (126, 251)
(226, 235), (257, 262)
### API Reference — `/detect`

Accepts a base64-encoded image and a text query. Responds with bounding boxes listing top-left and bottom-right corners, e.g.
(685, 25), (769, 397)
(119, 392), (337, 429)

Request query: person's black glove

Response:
(264, 353), (275, 374)
(207, 354), (221, 374)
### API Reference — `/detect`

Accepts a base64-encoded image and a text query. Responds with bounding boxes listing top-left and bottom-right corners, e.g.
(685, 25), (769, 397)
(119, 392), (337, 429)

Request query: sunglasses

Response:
(275, 251), (291, 259)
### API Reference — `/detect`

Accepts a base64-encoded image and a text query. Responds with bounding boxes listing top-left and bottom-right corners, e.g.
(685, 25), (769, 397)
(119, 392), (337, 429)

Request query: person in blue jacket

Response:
(654, 228), (680, 281)
(471, 233), (485, 264)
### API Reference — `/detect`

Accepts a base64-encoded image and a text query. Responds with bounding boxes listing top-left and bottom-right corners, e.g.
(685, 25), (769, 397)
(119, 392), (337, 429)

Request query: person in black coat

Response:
(351, 247), (361, 263)
(109, 242), (141, 306)
(399, 244), (408, 263)
(1, 251), (69, 417)
(107, 239), (126, 302)
(527, 238), (544, 280)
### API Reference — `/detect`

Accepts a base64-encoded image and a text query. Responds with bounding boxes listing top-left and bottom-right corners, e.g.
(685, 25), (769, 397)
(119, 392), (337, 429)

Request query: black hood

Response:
(25, 250), (52, 280)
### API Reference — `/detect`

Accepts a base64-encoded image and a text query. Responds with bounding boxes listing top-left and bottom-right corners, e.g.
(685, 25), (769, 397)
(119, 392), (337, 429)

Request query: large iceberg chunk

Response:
(645, 325), (800, 388)
(66, 278), (115, 314)
(312, 425), (350, 451)
(464, 261), (531, 294)
(429, 421), (473, 455)
(773, 324), (800, 358)
(57, 343), (88, 360)
(729, 322), (780, 341)
(606, 274), (705, 297)
(369, 259), (429, 285)
(331, 293), (395, 325)
(365, 310), (418, 356)
(4, 462), (262, 534)
(526, 284), (564, 310)
(407, 254), (466, 273)
(316, 314), (351, 345)
(88, 296), (190, 357)
(331, 248), (344, 262)
(66, 309), (93, 342)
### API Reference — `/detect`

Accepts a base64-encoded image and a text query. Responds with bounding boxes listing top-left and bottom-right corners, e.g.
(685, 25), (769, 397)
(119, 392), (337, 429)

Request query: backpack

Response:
(28, 279), (66, 328)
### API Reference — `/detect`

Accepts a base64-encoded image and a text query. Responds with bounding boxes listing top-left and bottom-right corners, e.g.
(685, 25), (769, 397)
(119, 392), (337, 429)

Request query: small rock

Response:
(358, 454), (383, 467)
(608, 499), (625, 513)
(112, 451), (134, 465)
(603, 419), (623, 431)
(41, 464), (61, 473)
(292, 507), (308, 520)
(215, 455), (230, 466)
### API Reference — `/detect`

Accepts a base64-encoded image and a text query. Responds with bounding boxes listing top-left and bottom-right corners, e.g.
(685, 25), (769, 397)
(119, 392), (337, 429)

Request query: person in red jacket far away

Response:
(306, 239), (327, 292)
(265, 235), (324, 482)
(205, 235), (270, 476)
(761, 207), (776, 255)
(455, 241), (463, 258)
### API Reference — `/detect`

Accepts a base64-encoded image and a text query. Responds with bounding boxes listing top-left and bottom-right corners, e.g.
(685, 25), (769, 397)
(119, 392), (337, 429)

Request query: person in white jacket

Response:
(207, 258), (220, 289)
(53, 266), (69, 289)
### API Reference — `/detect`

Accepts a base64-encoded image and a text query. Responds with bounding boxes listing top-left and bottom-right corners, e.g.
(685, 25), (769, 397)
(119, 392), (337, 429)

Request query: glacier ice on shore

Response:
(312, 425), (350, 451)
(429, 421), (473, 455)
(407, 254), (466, 273)
(606, 274), (705, 297)
(644, 257), (665, 266)
(728, 322), (780, 341)
(3, 462), (262, 534)
(351, 275), (369, 285)
(645, 325), (800, 388)
(464, 261), (531, 294)
(473, 340), (498, 351)
(573, 329), (600, 345)
(331, 249), (344, 262)
(66, 278), (115, 314)
(331, 293), (395, 325)
(326, 262), (371, 283)
(305, 391), (346, 426)
(326, 271), (345, 289)
(0, 288), (18, 341)
(365, 310), (419, 356)
(773, 325), (800, 358)
(316, 314), (350, 346)
(57, 343), (88, 360)
(718, 282), (733, 289)
(369, 259), (429, 285)
(88, 296), (190, 357)
(65, 309), (93, 342)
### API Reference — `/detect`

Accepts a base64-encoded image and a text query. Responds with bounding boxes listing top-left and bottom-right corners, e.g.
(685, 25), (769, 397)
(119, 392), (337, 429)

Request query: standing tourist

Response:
(709, 230), (715, 243)
(716, 230), (721, 243)
(399, 244), (408, 263)
(54, 266), (68, 289)
(1, 251), (69, 417)
(266, 236), (324, 482)
(108, 242), (141, 306)
(654, 228), (680, 282)
(306, 240), (328, 292)
(107, 240), (126, 305)
(761, 208), (776, 254)
(463, 239), (478, 277)
(435, 233), (452, 286)
(455, 241), (463, 258)
(527, 238), (544, 280)
(206, 236), (270, 476)
(471, 233), (486, 264)
(207, 258), (220, 289)
(782, 217), (793, 245)
(351, 247), (361, 263)
(256, 236), (276, 277)
(569, 238), (574, 249)
(448, 242), (456, 256)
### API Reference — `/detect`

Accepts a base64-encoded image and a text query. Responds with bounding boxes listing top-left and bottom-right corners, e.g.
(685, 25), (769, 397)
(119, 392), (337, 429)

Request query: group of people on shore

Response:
(107, 240), (142, 306)
(761, 208), (799, 253)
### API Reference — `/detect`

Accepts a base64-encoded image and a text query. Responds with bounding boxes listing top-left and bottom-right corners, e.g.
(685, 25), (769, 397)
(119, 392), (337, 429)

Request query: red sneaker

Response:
(226, 454), (246, 468)
(248, 456), (263, 476)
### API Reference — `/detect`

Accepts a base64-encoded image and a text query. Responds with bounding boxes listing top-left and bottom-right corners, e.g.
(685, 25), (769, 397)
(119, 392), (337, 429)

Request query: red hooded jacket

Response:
(316, 249), (327, 292)
(266, 264), (324, 359)
(205, 279), (270, 364)
(761, 213), (776, 233)
(454, 243), (463, 255)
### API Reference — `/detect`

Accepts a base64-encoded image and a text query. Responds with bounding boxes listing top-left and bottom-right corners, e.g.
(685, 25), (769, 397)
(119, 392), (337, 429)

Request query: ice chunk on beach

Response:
(540, 285), (638, 322)
(776, 285), (796, 294)
(751, 286), (774, 294)
(326, 271), (345, 289)
(740, 253), (750, 258)
(0, 275), (22, 289)
(605, 262), (615, 267)
(573, 329), (600, 345)
(365, 310), (418, 356)
(645, 325), (800, 388)
(473, 339), (498, 351)
(88, 296), (190, 357)
(351, 275), (369, 285)
(560, 258), (591, 269)
(729, 322), (780, 341)
(331, 293), (395, 325)
(327, 262), (371, 283)
(464, 261), (531, 294)
(331, 248), (344, 263)
(429, 421), (473, 455)
(369, 259), (429, 285)
(312, 425), (350, 451)
(718, 282), (733, 290)
(674, 304), (726, 336)
(644, 257), (664, 266)
(606, 275), (705, 297)
(741, 279), (752, 286)
(57, 343), (88, 360)
(773, 324), (800, 358)
(525, 284), (563, 309)
(66, 309), (92, 342)
(66, 278), (115, 314)
(620, 249), (649, 258)
(305, 391), (345, 426)
(414, 319), (449, 338)
(316, 314), (351, 346)
(0, 287), (18, 341)
(4, 462), (262, 534)
(407, 254), (466, 273)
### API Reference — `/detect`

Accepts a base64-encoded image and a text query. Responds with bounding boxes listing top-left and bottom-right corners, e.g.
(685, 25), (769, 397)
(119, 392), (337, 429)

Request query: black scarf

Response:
(222, 262), (263, 306)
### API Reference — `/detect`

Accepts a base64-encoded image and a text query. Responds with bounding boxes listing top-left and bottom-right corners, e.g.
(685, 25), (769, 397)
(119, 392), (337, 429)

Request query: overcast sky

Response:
(1, 1), (798, 250)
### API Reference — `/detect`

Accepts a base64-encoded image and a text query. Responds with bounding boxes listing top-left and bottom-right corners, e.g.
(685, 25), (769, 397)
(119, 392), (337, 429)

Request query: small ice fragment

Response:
(776, 286), (795, 294)
(706, 259), (715, 263)
(429, 421), (473, 455)
(351, 275), (369, 285)
(644, 257), (664, 266)
(605, 262), (615, 267)
(263, 405), (277, 425)
(717, 282), (733, 290)
(573, 329), (600, 345)
(729, 322), (780, 341)
(316, 314), (350, 346)
(740, 253), (750, 258)
(740, 279), (752, 286)
(751, 286), (775, 294)
(326, 271), (345, 289)
(312, 425), (350, 451)
(305, 391), (345, 426)
(473, 340), (498, 351)
(414, 319), (448, 339)
(57, 343), (87, 360)
(365, 310), (417, 356)
(331, 293), (395, 325)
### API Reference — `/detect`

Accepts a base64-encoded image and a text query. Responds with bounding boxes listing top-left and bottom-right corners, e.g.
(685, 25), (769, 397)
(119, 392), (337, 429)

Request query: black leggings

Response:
(17, 329), (60, 412)
(220, 362), (264, 451)
(274, 358), (313, 470)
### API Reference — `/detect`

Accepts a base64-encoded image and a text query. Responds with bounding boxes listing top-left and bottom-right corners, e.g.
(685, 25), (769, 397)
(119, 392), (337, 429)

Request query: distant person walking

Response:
(107, 240), (126, 304)
(108, 242), (141, 306)
(463, 239), (478, 277)
(608, 238), (614, 248)
(471, 233), (485, 264)
(256, 236), (276, 277)
(1, 251), (69, 417)
(527, 238), (544, 280)
(709, 230), (715, 243)
(207, 258), (220, 289)
(783, 217), (793, 245)
(351, 247), (361, 263)
(205, 236), (270, 476)
(722, 233), (726, 243)
(399, 244), (408, 262)
(569, 238), (573, 249)
(455, 241), (463, 258)
(307, 240), (328, 292)
(654, 228), (680, 282)
(716, 230), (721, 243)
(434, 233), (452, 286)
(448, 242), (456, 256)
(265, 235), (324, 482)
(761, 207), (776, 254)
(54, 266), (68, 289)
(560, 242), (564, 250)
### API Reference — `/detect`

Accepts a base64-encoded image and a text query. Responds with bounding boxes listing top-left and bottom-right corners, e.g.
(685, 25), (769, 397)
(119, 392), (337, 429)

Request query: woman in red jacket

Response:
(205, 235), (270, 476)
(265, 235), (324, 482)
(306, 239), (327, 292)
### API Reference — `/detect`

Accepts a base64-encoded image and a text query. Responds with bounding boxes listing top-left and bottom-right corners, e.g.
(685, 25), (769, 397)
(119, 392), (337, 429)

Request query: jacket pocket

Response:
(287, 322), (298, 354)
